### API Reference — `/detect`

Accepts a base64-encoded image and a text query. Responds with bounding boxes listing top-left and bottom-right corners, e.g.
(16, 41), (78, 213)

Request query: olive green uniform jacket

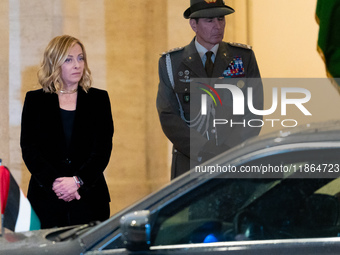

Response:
(157, 38), (263, 179)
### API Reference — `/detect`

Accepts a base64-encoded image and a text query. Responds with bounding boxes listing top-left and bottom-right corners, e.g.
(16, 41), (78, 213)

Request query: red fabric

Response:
(0, 165), (10, 214)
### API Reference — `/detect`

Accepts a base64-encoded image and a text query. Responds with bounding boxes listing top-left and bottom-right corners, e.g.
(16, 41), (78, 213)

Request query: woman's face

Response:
(60, 43), (84, 88)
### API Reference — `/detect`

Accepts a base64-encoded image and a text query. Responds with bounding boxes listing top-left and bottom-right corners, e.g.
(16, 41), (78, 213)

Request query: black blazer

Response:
(20, 87), (114, 227)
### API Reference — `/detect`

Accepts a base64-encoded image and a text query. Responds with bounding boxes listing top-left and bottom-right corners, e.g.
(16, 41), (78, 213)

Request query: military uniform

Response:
(157, 38), (263, 179)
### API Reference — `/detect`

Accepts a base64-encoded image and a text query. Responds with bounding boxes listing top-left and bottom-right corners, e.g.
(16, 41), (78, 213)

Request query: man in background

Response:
(157, 0), (263, 179)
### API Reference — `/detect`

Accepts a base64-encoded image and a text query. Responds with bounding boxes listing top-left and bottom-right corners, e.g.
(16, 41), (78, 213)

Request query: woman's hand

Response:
(52, 177), (81, 202)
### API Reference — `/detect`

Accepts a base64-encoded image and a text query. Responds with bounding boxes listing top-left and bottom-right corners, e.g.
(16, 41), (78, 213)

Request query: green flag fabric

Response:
(316, 0), (340, 89)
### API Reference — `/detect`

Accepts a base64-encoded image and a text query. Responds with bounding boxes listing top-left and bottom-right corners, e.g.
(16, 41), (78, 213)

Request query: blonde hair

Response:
(38, 35), (92, 93)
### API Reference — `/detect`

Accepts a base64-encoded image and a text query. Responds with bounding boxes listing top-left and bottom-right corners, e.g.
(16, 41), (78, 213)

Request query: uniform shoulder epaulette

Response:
(228, 42), (252, 50)
(161, 46), (184, 56)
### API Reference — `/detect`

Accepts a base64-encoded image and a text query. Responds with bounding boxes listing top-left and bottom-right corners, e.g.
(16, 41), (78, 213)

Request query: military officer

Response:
(157, 0), (263, 179)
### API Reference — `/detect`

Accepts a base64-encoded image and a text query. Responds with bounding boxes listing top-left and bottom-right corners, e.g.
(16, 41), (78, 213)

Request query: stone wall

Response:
(0, 0), (9, 168)
(1, 0), (337, 217)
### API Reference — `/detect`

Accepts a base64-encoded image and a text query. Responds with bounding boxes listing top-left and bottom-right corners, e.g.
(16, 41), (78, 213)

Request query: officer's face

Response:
(190, 16), (225, 50)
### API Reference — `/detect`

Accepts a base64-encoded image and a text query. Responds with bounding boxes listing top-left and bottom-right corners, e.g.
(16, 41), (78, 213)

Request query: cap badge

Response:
(205, 0), (217, 3)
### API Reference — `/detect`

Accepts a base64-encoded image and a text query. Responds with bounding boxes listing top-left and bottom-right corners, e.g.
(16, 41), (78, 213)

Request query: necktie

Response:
(205, 51), (214, 77)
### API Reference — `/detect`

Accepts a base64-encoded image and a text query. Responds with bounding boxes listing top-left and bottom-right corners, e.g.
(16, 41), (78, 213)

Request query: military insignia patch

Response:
(179, 70), (191, 83)
(183, 93), (190, 103)
(228, 42), (252, 50)
(222, 56), (245, 78)
(161, 46), (184, 56)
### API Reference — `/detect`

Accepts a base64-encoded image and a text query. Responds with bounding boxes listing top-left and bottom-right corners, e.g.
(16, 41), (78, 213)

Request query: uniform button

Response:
(211, 129), (216, 134)
(174, 149), (177, 153)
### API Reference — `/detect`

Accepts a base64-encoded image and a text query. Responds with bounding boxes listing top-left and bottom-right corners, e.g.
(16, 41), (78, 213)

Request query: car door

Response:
(87, 143), (340, 255)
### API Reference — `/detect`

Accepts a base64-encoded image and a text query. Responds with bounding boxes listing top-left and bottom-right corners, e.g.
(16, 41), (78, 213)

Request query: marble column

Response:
(15, 0), (65, 193)
(0, 1), (9, 167)
(104, 0), (169, 213)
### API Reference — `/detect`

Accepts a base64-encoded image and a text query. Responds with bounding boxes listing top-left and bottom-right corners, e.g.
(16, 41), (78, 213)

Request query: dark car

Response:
(1, 121), (340, 255)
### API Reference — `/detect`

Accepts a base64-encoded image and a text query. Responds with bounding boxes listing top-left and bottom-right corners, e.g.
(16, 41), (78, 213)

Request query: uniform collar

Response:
(194, 38), (219, 60)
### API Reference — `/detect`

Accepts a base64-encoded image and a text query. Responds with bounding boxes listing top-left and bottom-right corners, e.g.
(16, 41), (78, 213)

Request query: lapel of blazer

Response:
(182, 38), (207, 78)
(68, 88), (87, 154)
(213, 42), (233, 77)
(41, 91), (68, 152)
(44, 91), (61, 120)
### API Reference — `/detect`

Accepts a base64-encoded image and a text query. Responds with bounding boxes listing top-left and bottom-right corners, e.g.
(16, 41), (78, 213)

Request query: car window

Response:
(151, 148), (340, 246)
(152, 178), (278, 245)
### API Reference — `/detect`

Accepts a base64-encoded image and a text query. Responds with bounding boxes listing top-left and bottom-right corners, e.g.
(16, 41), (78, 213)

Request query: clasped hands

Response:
(52, 177), (81, 202)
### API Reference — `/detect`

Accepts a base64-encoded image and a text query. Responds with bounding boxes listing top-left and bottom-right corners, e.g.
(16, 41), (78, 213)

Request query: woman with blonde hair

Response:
(21, 35), (114, 228)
